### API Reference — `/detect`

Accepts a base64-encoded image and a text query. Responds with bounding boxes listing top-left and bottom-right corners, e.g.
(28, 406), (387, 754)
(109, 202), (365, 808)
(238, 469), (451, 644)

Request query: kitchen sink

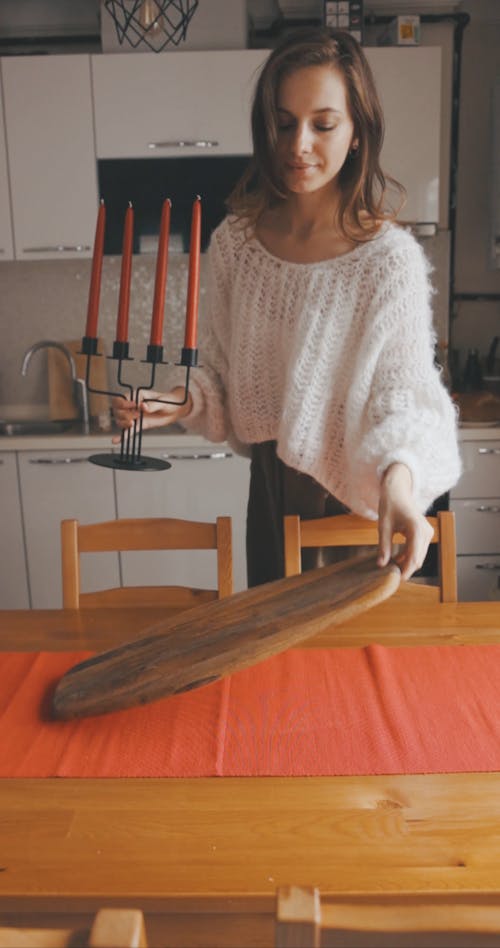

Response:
(0, 418), (76, 436)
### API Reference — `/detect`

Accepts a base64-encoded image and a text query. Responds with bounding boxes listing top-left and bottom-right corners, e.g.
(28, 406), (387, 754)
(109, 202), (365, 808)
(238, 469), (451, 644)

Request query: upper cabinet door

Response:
(366, 47), (441, 226)
(1, 55), (99, 259)
(0, 86), (13, 260)
(92, 50), (268, 158)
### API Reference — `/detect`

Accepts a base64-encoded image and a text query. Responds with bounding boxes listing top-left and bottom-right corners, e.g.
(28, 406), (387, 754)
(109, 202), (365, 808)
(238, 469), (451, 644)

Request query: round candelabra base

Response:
(89, 453), (172, 472)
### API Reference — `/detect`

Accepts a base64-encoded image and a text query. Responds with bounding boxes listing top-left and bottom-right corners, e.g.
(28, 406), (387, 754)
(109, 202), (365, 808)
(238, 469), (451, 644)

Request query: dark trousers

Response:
(246, 441), (352, 588)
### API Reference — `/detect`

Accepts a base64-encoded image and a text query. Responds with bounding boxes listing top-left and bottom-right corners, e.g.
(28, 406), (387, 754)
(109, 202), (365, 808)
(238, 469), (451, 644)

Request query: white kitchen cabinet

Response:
(1, 55), (98, 260)
(92, 50), (268, 158)
(0, 87), (13, 261)
(91, 47), (441, 224)
(450, 436), (500, 601)
(18, 450), (119, 608)
(366, 47), (441, 225)
(115, 441), (250, 592)
(457, 556), (500, 602)
(0, 453), (29, 608)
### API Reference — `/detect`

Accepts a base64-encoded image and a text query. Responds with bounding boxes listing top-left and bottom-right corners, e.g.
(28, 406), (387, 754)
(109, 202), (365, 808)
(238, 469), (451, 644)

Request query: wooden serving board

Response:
(48, 338), (110, 421)
(52, 554), (400, 720)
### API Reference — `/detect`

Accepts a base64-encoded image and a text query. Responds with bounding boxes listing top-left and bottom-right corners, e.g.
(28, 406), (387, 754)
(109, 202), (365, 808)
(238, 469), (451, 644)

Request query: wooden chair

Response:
(0, 908), (147, 947)
(276, 886), (500, 947)
(61, 516), (233, 609)
(283, 510), (457, 602)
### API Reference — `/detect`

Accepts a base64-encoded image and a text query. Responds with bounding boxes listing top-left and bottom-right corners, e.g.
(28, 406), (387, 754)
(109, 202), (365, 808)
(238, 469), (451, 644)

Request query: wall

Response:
(451, 0), (500, 372)
(0, 253), (209, 410)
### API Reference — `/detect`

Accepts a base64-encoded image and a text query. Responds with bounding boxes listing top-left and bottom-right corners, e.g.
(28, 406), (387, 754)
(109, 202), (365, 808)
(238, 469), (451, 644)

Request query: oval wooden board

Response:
(52, 554), (400, 720)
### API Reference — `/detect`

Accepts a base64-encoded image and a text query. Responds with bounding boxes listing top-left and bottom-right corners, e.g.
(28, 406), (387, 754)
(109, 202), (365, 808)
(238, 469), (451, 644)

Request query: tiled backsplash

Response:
(0, 252), (209, 408)
(0, 230), (463, 410)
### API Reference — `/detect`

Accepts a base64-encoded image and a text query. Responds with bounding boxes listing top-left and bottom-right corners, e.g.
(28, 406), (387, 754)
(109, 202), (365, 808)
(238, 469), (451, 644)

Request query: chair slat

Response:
(283, 511), (456, 603)
(61, 516), (233, 611)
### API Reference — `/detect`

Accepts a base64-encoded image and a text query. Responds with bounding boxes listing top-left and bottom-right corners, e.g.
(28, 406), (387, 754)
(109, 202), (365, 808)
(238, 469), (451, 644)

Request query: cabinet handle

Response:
(475, 563), (500, 571)
(22, 245), (91, 253)
(475, 505), (500, 513)
(160, 451), (233, 461)
(147, 140), (219, 150)
(29, 457), (89, 465)
(478, 447), (500, 455)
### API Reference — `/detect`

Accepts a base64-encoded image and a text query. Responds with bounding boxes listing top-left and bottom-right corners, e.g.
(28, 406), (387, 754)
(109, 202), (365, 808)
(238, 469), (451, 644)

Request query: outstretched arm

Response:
(377, 462), (434, 580)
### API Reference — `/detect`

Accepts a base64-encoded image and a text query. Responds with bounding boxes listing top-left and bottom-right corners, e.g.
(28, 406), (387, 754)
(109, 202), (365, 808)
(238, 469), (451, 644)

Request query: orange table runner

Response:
(1, 644), (500, 777)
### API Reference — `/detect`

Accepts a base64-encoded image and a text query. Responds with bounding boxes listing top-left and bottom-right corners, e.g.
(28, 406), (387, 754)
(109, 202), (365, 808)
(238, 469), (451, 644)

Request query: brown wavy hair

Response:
(227, 26), (405, 241)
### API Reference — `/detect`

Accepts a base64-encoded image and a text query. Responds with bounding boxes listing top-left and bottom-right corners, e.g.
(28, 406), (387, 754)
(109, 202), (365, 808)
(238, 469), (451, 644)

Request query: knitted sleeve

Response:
(344, 235), (461, 517)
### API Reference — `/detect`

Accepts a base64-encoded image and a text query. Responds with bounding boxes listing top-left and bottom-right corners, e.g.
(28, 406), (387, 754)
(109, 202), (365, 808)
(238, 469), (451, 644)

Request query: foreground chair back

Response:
(61, 516), (233, 609)
(0, 908), (147, 947)
(283, 510), (457, 602)
(276, 886), (500, 947)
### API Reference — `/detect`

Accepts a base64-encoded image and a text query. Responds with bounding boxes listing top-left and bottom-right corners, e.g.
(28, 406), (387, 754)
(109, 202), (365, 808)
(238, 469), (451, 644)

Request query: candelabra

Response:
(81, 196), (200, 472)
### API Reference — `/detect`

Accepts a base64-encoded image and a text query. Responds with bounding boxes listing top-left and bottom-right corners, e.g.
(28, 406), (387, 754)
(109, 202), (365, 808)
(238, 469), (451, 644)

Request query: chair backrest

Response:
(283, 510), (457, 602)
(276, 886), (500, 947)
(61, 516), (233, 609)
(0, 908), (147, 948)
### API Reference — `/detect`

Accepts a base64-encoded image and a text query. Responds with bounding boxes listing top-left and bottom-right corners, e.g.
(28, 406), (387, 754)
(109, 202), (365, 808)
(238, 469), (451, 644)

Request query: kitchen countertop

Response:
(0, 428), (220, 451)
(0, 424), (499, 452)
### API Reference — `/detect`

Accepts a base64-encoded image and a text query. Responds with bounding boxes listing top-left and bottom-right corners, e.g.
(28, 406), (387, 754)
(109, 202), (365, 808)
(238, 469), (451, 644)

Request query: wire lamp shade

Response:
(103, 0), (200, 51)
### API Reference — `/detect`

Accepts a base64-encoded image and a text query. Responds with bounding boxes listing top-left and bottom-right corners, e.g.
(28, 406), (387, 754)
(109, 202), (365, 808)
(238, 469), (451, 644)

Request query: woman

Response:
(113, 26), (461, 586)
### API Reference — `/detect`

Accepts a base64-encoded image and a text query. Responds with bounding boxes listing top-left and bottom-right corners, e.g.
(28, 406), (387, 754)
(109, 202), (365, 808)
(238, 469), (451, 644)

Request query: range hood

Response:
(0, 0), (100, 52)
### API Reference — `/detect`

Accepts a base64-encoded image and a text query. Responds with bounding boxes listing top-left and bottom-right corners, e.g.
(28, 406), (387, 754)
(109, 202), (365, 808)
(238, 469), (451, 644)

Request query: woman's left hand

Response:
(377, 462), (434, 581)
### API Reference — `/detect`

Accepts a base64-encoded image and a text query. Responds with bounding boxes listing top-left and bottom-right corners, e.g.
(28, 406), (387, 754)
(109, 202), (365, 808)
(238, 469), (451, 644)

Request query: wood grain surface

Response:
(52, 554), (400, 719)
(2, 597), (500, 945)
(48, 338), (110, 421)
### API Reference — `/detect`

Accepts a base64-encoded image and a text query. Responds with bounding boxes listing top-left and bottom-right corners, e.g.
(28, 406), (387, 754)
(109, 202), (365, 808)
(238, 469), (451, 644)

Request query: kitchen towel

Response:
(1, 643), (500, 778)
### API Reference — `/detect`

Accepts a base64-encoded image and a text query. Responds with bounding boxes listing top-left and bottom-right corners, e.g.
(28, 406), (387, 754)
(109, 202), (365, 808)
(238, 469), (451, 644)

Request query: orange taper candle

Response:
(150, 198), (171, 347)
(85, 199), (106, 338)
(184, 195), (201, 349)
(115, 203), (134, 343)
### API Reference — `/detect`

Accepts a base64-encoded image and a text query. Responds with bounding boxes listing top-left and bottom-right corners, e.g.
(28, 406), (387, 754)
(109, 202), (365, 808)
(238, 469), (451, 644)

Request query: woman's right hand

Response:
(111, 387), (193, 443)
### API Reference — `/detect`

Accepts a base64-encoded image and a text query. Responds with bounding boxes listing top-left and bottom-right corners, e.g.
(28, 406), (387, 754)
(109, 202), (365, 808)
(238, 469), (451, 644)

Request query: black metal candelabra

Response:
(80, 335), (198, 472)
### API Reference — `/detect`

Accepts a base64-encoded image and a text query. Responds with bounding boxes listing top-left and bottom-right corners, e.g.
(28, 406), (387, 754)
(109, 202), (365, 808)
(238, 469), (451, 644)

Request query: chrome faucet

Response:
(21, 340), (90, 434)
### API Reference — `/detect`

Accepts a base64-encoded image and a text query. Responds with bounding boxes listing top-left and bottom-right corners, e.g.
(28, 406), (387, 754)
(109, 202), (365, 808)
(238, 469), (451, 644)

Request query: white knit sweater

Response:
(180, 216), (461, 519)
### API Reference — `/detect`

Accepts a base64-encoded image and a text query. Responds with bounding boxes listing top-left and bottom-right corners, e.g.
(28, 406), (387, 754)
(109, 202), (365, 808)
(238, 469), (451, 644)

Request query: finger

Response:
(395, 539), (425, 581)
(377, 520), (393, 567)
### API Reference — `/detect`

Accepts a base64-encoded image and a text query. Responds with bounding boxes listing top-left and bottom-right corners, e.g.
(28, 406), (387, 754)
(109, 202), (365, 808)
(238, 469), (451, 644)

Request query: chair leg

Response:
(61, 519), (80, 609)
(276, 886), (321, 947)
(283, 515), (302, 577)
(89, 908), (147, 947)
(216, 516), (234, 598)
(437, 510), (457, 603)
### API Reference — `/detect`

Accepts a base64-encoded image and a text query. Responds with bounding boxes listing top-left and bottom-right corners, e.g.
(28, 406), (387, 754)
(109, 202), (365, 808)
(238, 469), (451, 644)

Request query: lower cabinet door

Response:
(450, 498), (500, 554)
(0, 453), (29, 607)
(18, 450), (119, 608)
(457, 555), (500, 601)
(115, 443), (251, 592)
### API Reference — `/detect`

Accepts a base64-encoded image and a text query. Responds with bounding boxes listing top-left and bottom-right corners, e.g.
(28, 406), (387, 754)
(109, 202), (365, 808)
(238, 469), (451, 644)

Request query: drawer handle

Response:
(161, 451), (232, 461)
(476, 505), (500, 513)
(475, 563), (500, 571)
(478, 448), (500, 455)
(29, 457), (89, 465)
(22, 244), (91, 253)
(148, 139), (219, 150)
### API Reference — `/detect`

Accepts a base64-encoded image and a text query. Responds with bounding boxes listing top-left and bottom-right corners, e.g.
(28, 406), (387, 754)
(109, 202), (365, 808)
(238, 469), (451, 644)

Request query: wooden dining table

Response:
(1, 585), (500, 947)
